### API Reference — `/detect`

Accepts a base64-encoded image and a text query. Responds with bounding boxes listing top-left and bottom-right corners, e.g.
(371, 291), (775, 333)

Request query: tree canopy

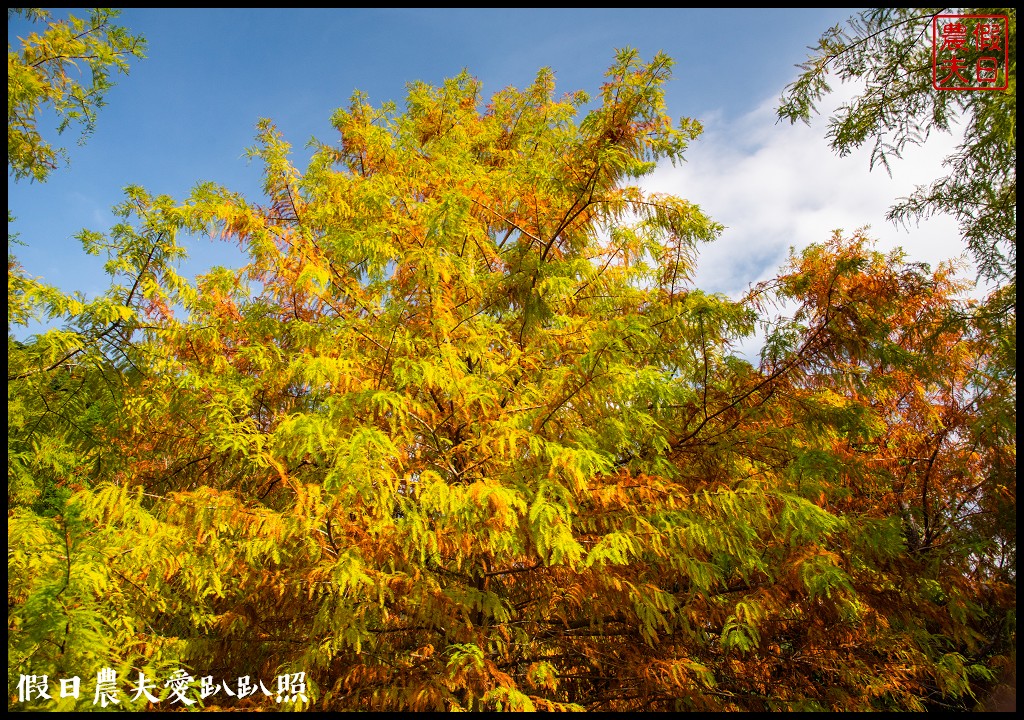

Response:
(778, 7), (1016, 300)
(8, 26), (1016, 713)
(7, 7), (146, 182)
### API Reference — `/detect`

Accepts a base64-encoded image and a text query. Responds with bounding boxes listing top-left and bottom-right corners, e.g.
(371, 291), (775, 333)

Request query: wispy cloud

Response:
(646, 87), (969, 301)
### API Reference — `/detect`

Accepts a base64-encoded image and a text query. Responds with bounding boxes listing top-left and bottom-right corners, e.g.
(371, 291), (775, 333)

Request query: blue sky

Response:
(9, 8), (970, 346)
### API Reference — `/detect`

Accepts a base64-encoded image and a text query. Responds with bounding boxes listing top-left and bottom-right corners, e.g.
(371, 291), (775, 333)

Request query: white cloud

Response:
(646, 87), (971, 300)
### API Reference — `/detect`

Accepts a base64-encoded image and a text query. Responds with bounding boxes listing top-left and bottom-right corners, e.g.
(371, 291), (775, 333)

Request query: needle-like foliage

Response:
(9, 40), (1014, 711)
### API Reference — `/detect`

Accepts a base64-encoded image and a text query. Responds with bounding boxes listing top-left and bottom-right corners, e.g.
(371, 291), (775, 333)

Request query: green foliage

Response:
(7, 41), (1015, 712)
(778, 8), (1016, 288)
(777, 17), (1016, 707)
(8, 7), (146, 181)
